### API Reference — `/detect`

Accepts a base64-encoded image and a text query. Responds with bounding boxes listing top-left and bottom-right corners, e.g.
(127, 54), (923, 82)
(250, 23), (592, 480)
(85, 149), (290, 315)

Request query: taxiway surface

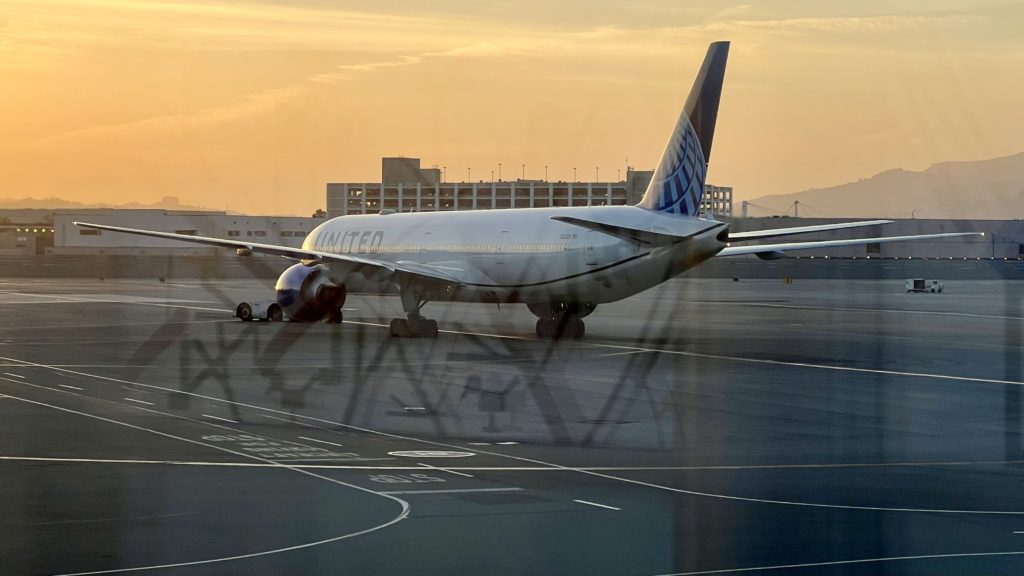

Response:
(3, 276), (1024, 575)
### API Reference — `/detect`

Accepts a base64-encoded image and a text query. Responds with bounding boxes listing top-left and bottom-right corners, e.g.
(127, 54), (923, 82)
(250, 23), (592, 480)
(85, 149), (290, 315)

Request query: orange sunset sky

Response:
(1, 0), (1022, 215)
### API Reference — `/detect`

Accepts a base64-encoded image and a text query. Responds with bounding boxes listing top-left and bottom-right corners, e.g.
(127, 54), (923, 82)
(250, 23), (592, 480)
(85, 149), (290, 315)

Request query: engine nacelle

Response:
(274, 263), (346, 321)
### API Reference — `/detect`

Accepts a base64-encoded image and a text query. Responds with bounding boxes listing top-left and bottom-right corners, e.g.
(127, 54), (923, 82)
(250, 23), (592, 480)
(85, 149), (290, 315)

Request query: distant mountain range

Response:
(746, 151), (1024, 220)
(0, 195), (212, 212)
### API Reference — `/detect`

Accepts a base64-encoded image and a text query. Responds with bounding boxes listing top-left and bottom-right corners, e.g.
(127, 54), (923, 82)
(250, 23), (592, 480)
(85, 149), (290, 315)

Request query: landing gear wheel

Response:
(536, 318), (555, 338)
(237, 303), (253, 322)
(390, 318), (439, 338)
(325, 308), (343, 324)
(570, 318), (585, 339)
(268, 305), (284, 322)
(420, 319), (439, 338)
(389, 318), (408, 337)
(536, 316), (584, 339)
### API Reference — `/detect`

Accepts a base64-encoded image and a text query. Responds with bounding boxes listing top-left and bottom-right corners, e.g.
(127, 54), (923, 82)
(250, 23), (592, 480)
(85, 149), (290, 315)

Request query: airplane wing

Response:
(728, 220), (893, 241)
(73, 221), (464, 285)
(717, 231), (984, 259)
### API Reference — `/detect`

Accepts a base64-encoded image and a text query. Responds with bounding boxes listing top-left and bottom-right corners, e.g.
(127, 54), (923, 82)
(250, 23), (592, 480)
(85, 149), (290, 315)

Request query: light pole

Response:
(521, 164), (525, 180)
(498, 163), (502, 182)
(595, 166), (600, 181)
(544, 165), (548, 181)
(467, 167), (471, 181)
(443, 166), (446, 183)
(573, 167), (577, 182)
(491, 170), (494, 181)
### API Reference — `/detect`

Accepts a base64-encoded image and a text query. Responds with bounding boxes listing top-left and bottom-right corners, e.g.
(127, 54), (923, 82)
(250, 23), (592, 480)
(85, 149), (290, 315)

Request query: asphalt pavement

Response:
(3, 276), (1024, 575)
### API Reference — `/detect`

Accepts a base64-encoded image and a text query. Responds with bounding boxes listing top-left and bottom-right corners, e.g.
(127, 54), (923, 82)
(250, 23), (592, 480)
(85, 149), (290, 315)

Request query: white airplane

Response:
(76, 41), (980, 339)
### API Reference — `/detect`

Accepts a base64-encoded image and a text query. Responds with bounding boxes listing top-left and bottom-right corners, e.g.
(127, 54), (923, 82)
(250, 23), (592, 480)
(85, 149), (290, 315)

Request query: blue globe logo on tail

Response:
(651, 118), (706, 216)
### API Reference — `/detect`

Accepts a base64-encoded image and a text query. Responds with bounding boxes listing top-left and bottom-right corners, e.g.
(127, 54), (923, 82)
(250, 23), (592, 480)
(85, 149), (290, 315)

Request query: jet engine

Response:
(274, 263), (346, 322)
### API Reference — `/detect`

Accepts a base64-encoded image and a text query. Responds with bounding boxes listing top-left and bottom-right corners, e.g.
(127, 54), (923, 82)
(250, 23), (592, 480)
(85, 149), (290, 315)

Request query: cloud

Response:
(308, 55), (424, 85)
(700, 12), (978, 35)
(708, 4), (753, 21)
(14, 1), (989, 151)
(31, 85), (306, 148)
(0, 0), (480, 54)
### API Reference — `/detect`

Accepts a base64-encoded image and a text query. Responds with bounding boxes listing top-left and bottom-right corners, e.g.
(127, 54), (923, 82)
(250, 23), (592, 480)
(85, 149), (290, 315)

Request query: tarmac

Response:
(3, 275), (1024, 575)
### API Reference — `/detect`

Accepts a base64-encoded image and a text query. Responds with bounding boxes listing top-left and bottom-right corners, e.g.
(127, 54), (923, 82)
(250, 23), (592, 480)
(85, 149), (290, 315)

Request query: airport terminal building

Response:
(326, 157), (734, 218)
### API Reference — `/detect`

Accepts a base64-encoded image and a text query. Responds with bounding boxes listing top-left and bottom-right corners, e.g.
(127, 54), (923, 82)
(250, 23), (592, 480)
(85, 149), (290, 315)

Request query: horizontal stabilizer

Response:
(551, 215), (723, 245)
(728, 220), (893, 242)
(717, 231), (983, 258)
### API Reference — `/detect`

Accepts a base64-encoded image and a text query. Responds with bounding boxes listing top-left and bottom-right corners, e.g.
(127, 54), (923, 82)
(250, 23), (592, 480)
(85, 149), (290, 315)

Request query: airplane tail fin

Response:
(637, 41), (729, 216)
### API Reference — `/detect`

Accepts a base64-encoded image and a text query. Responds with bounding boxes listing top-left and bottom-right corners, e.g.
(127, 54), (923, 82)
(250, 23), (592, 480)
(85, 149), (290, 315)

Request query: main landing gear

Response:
(535, 315), (585, 339)
(389, 281), (439, 338)
(529, 301), (595, 339)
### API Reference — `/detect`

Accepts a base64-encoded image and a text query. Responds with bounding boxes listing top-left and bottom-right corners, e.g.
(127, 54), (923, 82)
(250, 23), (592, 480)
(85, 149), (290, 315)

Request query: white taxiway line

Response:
(585, 341), (1024, 389)
(744, 301), (1024, 322)
(298, 436), (345, 448)
(419, 462), (474, 478)
(202, 414), (239, 424)
(379, 487), (522, 495)
(574, 499), (620, 511)
(5, 292), (231, 313)
(655, 550), (1024, 575)
(123, 398), (155, 406)
(0, 456), (282, 467)
(59, 385), (84, 391)
(2, 372), (25, 379)
(334, 322), (1024, 391)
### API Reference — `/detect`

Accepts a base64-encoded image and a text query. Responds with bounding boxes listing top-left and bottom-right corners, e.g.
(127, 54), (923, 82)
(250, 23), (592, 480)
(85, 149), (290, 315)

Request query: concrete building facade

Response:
(327, 158), (733, 218)
(0, 224), (54, 256)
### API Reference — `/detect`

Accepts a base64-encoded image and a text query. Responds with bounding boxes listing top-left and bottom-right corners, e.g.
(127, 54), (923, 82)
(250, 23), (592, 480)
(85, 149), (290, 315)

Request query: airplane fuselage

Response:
(304, 205), (728, 306)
